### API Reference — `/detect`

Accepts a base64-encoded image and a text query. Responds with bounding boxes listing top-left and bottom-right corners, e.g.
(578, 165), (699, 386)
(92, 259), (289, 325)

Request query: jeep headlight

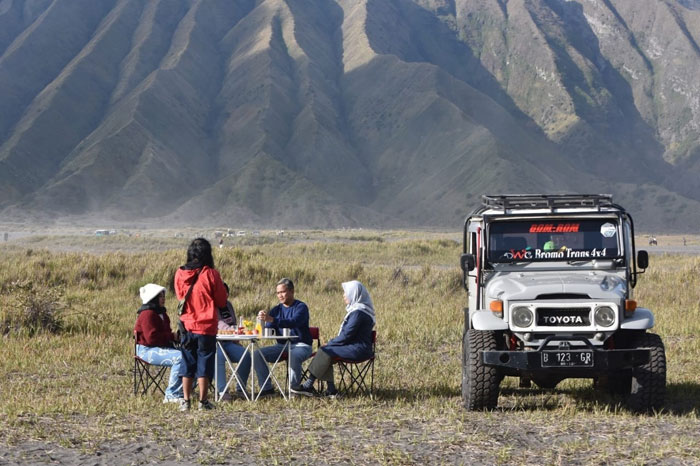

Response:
(594, 306), (615, 327)
(512, 306), (533, 328)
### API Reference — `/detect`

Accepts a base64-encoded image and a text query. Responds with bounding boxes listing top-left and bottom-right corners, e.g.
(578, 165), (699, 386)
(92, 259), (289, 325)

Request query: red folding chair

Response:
(301, 327), (324, 390)
(308, 327), (321, 358)
(133, 334), (167, 397)
(334, 330), (376, 398)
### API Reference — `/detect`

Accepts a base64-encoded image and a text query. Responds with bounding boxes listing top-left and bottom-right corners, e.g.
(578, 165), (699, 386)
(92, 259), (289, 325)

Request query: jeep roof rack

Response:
(482, 194), (614, 212)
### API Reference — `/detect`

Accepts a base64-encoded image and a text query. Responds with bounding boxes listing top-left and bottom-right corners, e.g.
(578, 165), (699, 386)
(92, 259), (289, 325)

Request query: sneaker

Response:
(163, 396), (184, 404)
(179, 399), (190, 412)
(322, 389), (339, 399)
(198, 399), (214, 411)
(290, 385), (316, 397)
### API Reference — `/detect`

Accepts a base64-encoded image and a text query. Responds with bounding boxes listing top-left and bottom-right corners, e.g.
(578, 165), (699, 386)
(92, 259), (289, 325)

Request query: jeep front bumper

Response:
(482, 336), (650, 376)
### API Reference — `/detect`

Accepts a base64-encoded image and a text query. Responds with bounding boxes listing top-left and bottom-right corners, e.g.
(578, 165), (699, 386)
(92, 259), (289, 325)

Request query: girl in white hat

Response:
(134, 283), (183, 402)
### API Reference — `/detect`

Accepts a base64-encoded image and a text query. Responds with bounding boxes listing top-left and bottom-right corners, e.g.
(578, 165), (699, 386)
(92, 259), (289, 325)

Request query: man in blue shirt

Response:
(257, 278), (313, 390)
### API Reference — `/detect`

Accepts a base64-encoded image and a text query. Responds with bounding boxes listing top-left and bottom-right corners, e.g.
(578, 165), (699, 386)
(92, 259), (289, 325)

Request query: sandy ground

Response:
(1, 227), (698, 259)
(1, 399), (699, 465)
(646, 245), (700, 255)
(0, 441), (191, 466)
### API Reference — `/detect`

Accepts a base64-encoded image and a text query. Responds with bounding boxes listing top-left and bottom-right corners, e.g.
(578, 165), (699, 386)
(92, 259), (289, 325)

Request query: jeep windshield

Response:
(487, 218), (621, 263)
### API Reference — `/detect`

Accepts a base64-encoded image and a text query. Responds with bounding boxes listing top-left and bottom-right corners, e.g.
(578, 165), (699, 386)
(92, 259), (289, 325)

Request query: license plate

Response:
(541, 350), (594, 367)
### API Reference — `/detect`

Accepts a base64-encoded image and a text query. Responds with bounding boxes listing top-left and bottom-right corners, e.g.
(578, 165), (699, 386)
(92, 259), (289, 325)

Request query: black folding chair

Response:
(133, 334), (167, 397)
(334, 330), (376, 398)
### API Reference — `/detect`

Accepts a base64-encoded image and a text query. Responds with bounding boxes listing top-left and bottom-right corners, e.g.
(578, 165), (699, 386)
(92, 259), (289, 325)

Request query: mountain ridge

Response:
(0, 0), (699, 231)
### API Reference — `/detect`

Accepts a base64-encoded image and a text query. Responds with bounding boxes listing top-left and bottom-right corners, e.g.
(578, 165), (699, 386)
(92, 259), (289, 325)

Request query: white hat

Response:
(140, 283), (166, 304)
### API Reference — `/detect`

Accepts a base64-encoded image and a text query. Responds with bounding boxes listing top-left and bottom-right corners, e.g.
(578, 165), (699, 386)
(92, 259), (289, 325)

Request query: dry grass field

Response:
(0, 229), (698, 465)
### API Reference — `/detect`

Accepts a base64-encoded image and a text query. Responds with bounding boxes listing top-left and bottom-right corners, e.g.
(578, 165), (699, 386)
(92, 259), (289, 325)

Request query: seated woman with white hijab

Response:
(291, 280), (375, 397)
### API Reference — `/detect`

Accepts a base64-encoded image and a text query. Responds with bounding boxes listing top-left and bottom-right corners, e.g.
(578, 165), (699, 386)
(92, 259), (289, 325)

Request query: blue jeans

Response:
(258, 343), (312, 389)
(216, 342), (269, 395)
(179, 333), (216, 380)
(136, 344), (183, 400)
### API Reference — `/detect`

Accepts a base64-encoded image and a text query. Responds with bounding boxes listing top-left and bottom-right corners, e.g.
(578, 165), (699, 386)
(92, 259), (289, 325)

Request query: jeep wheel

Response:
(627, 332), (666, 412)
(462, 329), (500, 410)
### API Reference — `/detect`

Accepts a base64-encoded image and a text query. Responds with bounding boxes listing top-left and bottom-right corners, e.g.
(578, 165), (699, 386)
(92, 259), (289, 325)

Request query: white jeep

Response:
(460, 194), (666, 412)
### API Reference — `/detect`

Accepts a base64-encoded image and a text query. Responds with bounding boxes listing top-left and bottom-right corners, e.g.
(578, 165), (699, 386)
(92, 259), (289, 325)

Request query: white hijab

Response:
(339, 280), (375, 335)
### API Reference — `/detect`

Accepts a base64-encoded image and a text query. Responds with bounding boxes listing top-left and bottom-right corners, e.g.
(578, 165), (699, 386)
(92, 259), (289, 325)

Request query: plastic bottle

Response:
(255, 316), (263, 335)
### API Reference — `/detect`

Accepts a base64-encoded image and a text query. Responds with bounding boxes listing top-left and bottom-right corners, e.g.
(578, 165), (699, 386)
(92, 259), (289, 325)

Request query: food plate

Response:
(217, 333), (258, 340)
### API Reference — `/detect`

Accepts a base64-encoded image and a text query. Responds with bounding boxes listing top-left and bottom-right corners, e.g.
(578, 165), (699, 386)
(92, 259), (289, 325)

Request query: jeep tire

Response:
(627, 332), (666, 412)
(462, 329), (501, 410)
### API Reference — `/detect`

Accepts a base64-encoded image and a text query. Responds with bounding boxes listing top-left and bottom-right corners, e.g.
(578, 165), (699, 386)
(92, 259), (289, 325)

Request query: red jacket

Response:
(134, 309), (176, 347)
(175, 266), (227, 336)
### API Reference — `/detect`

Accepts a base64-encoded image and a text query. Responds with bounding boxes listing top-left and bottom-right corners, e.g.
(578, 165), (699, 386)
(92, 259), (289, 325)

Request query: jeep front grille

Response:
(536, 307), (591, 326)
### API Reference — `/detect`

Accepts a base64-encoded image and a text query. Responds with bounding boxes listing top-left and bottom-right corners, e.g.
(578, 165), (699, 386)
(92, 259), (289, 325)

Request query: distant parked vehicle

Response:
(95, 230), (111, 236)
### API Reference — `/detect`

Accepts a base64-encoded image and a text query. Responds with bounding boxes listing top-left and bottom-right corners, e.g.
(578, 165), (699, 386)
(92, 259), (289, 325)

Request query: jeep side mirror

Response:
(637, 250), (649, 269)
(460, 253), (475, 272)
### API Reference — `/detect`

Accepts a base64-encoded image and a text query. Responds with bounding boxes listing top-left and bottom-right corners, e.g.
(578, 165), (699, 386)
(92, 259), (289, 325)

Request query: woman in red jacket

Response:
(133, 284), (183, 402)
(174, 238), (227, 411)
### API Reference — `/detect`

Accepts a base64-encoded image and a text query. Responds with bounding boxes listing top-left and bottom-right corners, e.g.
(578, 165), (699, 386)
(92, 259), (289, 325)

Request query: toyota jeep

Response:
(459, 194), (666, 412)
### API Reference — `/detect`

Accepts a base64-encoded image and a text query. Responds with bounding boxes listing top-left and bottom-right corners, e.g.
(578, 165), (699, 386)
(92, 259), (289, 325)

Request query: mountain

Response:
(0, 0), (699, 231)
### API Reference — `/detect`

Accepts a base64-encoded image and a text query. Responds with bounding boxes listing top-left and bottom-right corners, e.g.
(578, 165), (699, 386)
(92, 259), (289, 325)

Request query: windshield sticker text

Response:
(500, 248), (533, 259)
(503, 248), (608, 260)
(529, 223), (580, 233)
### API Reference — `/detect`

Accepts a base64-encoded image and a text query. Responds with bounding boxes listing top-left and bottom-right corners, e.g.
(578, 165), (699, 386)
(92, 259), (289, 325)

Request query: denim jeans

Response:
(258, 343), (312, 389)
(216, 342), (269, 395)
(179, 333), (216, 380)
(136, 344), (183, 400)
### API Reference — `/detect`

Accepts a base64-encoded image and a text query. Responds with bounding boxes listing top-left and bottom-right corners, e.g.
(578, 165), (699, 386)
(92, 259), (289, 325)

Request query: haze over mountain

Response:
(0, 0), (699, 231)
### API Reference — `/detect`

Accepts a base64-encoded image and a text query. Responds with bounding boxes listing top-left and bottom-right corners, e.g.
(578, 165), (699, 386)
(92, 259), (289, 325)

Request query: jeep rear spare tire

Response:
(462, 329), (501, 410)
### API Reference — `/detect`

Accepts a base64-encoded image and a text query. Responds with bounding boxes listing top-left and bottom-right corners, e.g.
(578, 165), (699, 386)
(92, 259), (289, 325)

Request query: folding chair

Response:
(308, 327), (321, 360)
(133, 335), (167, 397)
(334, 330), (376, 398)
(301, 327), (324, 391)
